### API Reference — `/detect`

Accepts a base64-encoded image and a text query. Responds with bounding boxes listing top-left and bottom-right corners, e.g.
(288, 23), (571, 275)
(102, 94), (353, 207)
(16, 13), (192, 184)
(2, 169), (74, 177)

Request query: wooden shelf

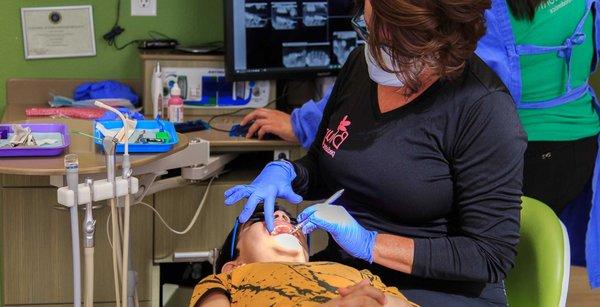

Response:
(138, 49), (224, 61)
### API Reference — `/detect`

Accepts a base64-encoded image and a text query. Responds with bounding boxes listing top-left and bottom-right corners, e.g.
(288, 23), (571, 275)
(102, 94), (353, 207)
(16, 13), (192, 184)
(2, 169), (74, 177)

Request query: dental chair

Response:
(505, 196), (570, 307)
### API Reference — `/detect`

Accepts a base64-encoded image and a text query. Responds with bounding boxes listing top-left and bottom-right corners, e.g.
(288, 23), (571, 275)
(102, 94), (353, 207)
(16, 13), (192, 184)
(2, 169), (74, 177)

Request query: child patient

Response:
(189, 205), (416, 307)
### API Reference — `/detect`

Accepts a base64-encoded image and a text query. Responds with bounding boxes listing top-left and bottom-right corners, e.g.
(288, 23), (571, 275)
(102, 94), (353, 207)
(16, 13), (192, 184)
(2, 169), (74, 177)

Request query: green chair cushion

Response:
(505, 196), (566, 307)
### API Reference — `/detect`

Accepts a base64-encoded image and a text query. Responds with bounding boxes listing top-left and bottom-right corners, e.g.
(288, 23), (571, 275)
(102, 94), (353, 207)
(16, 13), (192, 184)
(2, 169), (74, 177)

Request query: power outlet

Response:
(131, 0), (157, 16)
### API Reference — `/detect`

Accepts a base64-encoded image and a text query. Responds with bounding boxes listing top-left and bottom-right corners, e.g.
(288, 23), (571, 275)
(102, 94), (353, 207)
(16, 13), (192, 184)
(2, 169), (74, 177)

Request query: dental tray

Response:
(93, 120), (179, 153)
(0, 123), (70, 157)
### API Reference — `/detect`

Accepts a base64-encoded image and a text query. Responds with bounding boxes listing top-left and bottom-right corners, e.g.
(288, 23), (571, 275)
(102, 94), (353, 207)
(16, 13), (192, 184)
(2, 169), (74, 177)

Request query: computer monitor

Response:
(225, 1), (361, 81)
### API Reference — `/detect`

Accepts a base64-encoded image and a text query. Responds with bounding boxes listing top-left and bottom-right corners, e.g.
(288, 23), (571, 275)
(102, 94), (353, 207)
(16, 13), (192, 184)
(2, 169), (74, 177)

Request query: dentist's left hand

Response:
(224, 161), (303, 232)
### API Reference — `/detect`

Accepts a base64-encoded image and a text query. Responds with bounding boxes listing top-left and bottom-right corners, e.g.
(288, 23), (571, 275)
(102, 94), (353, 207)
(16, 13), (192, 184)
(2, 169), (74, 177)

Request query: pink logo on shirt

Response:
(322, 115), (351, 157)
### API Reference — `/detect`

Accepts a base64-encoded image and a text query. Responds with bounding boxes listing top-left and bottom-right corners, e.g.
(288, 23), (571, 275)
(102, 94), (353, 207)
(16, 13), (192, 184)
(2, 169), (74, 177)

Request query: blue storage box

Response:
(93, 120), (179, 153)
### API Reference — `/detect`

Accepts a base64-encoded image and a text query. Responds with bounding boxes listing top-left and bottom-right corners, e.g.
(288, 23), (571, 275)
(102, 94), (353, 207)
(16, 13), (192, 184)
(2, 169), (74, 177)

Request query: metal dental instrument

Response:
(64, 154), (82, 307)
(83, 178), (96, 307)
(134, 130), (146, 143)
(291, 189), (345, 234)
(139, 137), (164, 144)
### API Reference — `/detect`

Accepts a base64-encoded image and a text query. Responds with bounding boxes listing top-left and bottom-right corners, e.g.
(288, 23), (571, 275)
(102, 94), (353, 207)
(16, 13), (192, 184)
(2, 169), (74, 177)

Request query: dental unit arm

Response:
(56, 100), (239, 305)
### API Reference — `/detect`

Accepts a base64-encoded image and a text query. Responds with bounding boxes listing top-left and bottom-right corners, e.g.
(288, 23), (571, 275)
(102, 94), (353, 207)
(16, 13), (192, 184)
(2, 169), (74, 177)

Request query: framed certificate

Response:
(21, 6), (96, 59)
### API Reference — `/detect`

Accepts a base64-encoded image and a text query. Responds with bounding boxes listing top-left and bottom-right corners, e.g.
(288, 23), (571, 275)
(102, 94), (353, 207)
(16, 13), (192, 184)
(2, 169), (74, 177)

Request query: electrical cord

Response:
(114, 0), (121, 27)
(103, 0), (128, 49)
(107, 177), (216, 245)
(139, 176), (215, 234)
(103, 0), (175, 50)
(207, 85), (289, 133)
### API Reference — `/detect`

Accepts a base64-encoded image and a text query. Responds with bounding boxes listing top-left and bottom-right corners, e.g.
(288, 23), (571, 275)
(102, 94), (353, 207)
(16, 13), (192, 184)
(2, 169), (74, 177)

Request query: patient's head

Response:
(216, 205), (309, 273)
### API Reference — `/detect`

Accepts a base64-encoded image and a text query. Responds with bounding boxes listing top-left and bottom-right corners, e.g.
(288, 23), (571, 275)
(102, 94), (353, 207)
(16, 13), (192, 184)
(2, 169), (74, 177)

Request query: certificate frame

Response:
(21, 5), (96, 59)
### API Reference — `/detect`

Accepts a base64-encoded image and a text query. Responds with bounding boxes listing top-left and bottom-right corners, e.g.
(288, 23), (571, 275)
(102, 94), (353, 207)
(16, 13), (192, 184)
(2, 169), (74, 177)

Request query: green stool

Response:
(505, 196), (570, 307)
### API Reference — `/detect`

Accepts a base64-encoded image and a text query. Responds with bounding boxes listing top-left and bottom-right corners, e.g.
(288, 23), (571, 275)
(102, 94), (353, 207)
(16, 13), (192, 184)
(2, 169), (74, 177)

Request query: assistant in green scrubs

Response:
(507, 0), (600, 212)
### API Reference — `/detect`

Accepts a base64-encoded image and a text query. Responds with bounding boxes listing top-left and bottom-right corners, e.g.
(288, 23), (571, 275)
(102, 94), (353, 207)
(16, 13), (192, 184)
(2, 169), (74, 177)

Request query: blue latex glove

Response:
(74, 80), (140, 106)
(298, 204), (377, 263)
(224, 161), (303, 232)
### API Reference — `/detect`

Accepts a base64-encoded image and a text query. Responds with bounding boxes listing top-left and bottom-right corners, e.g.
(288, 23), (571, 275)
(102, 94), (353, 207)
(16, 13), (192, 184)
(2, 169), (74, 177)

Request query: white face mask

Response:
(365, 45), (405, 87)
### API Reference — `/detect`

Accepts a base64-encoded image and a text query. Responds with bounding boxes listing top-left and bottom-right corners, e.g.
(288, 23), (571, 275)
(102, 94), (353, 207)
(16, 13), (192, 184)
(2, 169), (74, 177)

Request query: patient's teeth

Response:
(271, 224), (292, 235)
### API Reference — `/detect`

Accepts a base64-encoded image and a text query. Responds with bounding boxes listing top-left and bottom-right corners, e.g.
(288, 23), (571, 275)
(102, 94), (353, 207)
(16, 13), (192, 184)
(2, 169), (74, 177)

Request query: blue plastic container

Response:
(93, 120), (179, 153)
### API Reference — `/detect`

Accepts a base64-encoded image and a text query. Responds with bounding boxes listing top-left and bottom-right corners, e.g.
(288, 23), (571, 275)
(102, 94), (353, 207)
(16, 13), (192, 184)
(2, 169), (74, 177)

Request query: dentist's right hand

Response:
(224, 160), (303, 232)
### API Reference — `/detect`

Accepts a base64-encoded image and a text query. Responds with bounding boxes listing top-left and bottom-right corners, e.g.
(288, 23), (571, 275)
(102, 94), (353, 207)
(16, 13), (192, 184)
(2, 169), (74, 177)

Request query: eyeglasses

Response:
(229, 211), (299, 258)
(351, 7), (369, 41)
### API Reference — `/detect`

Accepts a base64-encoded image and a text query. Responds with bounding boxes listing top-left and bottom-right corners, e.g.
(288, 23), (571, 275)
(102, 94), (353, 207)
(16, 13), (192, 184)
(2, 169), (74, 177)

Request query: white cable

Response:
(94, 100), (130, 155)
(104, 176), (214, 306)
(137, 177), (215, 235)
(107, 177), (215, 244)
(95, 99), (132, 307)
(122, 193), (131, 307)
(107, 213), (113, 249)
(84, 247), (94, 307)
(110, 198), (122, 307)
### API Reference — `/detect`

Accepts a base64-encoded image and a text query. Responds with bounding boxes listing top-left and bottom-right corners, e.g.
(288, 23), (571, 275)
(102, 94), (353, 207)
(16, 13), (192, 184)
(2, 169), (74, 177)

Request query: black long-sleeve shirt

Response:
(292, 47), (527, 306)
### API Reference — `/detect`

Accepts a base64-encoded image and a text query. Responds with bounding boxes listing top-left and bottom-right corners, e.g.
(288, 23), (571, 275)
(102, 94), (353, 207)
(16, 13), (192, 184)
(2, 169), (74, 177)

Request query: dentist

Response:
(225, 0), (527, 305)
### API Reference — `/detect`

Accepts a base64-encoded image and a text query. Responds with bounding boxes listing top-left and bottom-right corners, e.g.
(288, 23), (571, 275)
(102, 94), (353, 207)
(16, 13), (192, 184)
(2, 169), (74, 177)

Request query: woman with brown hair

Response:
(225, 0), (526, 305)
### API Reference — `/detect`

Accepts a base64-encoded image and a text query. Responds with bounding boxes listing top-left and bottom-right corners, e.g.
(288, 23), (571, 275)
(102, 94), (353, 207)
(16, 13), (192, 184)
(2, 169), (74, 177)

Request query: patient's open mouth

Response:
(272, 223), (293, 235)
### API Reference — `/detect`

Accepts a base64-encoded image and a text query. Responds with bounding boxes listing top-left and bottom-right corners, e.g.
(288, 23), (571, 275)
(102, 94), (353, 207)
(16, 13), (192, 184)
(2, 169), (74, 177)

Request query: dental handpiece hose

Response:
(65, 154), (82, 307)
(96, 100), (138, 307)
(96, 100), (134, 307)
(95, 100), (134, 307)
(104, 137), (122, 307)
(83, 178), (95, 307)
(122, 148), (132, 307)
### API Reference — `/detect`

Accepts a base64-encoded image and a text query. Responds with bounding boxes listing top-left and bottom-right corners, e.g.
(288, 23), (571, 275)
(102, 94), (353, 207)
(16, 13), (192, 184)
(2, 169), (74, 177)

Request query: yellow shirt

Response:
(190, 261), (416, 306)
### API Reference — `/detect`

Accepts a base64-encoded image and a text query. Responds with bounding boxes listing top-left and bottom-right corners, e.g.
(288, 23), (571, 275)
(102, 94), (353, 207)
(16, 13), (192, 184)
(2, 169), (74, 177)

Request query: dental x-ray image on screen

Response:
(303, 2), (328, 27)
(272, 2), (299, 30)
(333, 31), (358, 65)
(282, 43), (308, 68)
(305, 43), (331, 67)
(282, 42), (331, 68)
(226, 0), (361, 80)
(246, 3), (269, 28)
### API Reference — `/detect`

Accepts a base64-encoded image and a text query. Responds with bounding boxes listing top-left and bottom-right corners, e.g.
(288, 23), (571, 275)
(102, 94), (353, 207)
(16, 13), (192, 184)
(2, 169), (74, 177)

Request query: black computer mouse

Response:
(230, 121), (280, 140)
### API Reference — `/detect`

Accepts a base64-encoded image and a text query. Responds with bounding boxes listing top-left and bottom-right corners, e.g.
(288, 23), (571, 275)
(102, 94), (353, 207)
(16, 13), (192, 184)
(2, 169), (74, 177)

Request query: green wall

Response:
(0, 0), (223, 116)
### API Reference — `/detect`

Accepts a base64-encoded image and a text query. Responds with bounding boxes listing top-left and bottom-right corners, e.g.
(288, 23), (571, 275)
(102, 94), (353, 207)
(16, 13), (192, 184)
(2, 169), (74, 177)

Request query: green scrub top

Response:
(510, 0), (600, 141)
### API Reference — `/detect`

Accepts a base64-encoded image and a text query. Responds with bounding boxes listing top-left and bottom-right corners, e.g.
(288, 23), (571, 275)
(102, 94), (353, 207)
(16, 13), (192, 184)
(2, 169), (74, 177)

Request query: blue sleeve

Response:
(588, 165), (600, 288)
(593, 3), (600, 72)
(475, 4), (521, 102)
(291, 85), (333, 149)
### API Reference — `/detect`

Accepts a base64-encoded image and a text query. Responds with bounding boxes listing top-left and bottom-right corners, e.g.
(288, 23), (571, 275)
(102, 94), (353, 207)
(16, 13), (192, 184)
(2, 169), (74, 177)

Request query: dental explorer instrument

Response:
(291, 189), (345, 234)
(83, 177), (96, 307)
(64, 154), (82, 307)
(134, 130), (146, 143)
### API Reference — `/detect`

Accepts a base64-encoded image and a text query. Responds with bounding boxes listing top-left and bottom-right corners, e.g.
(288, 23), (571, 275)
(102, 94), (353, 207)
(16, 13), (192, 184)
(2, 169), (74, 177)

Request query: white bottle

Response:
(168, 83), (184, 123)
